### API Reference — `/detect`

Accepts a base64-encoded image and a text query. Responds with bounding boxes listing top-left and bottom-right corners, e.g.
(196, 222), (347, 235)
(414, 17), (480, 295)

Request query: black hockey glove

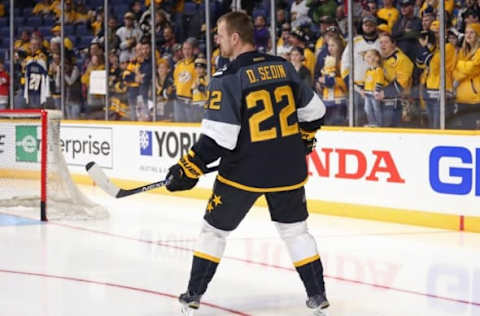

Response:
(301, 129), (317, 155)
(166, 150), (208, 192)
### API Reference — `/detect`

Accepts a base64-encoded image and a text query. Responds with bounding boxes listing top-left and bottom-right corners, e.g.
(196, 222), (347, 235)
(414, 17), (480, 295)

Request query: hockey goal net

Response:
(0, 109), (108, 221)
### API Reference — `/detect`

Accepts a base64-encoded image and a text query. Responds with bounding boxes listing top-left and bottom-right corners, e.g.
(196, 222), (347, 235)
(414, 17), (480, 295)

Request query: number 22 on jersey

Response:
(246, 85), (298, 143)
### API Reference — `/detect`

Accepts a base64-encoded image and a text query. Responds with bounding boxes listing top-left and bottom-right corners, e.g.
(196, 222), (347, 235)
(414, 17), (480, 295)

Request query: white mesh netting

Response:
(0, 110), (109, 220)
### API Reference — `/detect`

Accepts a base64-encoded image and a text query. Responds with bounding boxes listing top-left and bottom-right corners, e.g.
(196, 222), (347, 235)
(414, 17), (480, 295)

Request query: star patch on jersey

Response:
(206, 194), (223, 212)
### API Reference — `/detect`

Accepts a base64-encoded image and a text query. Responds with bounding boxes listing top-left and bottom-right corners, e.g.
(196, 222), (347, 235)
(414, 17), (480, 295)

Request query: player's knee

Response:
(275, 220), (309, 240)
(200, 220), (230, 240)
(195, 220), (230, 259)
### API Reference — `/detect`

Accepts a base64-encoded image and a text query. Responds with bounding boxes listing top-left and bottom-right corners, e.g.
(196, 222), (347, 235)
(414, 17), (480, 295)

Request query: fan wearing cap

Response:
(416, 20), (456, 128)
(340, 14), (380, 113)
(191, 56), (209, 122)
(50, 24), (74, 51)
(289, 28), (316, 79)
(116, 11), (143, 63)
(391, 0), (422, 63)
(451, 23), (480, 129)
(314, 16), (337, 55)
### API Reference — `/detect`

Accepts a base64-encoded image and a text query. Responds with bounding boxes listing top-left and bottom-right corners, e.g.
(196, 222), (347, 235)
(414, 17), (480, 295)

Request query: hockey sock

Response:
(187, 220), (230, 295)
(275, 221), (326, 297)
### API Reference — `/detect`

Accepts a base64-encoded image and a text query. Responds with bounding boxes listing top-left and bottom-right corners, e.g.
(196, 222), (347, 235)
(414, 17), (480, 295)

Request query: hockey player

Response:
(166, 11), (329, 316)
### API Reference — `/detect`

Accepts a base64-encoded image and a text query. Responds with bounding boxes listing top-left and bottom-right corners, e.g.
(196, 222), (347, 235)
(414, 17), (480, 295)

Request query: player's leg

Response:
(180, 179), (261, 310)
(266, 187), (329, 314)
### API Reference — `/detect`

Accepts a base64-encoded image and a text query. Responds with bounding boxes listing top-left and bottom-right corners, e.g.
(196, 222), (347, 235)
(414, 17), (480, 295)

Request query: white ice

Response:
(0, 185), (479, 316)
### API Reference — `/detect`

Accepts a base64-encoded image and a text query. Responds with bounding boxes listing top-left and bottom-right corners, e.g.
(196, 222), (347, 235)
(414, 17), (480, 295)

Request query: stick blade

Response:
(86, 161), (121, 197)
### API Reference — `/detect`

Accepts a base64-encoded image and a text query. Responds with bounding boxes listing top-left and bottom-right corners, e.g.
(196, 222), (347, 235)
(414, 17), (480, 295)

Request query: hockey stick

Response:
(85, 161), (218, 198)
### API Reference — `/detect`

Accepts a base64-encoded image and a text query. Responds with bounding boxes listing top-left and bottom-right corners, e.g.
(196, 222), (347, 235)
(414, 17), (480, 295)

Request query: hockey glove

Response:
(166, 150), (208, 192)
(301, 129), (317, 155)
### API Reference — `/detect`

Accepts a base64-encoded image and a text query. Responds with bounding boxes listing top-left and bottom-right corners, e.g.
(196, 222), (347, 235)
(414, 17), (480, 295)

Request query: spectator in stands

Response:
(89, 8), (104, 36)
(155, 58), (175, 120)
(0, 60), (9, 110)
(290, 0), (310, 29)
(450, 22), (480, 129)
(64, 52), (82, 119)
(15, 31), (31, 53)
(317, 36), (347, 125)
(289, 28), (315, 80)
(314, 16), (337, 56)
(173, 37), (197, 122)
(461, 8), (480, 32)
(277, 23), (293, 59)
(48, 52), (61, 109)
(307, 0), (338, 25)
(116, 12), (143, 64)
(122, 44), (142, 120)
(254, 15), (270, 53)
(130, 0), (144, 25)
(419, 0), (455, 16)
(13, 50), (27, 109)
(290, 47), (312, 87)
(33, 0), (53, 16)
(377, 33), (414, 127)
(138, 39), (153, 120)
(314, 25), (343, 83)
(416, 20), (456, 128)
(159, 24), (177, 64)
(24, 36), (50, 109)
(276, 8), (288, 38)
(336, 5), (348, 36)
(420, 9), (435, 34)
(392, 0), (422, 63)
(341, 15), (380, 124)
(191, 56), (209, 122)
(377, 0), (399, 34)
(51, 24), (74, 51)
(81, 54), (105, 117)
(361, 49), (384, 127)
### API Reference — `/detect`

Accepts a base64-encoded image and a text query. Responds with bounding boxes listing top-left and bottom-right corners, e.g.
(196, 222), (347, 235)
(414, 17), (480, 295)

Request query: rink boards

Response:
(0, 120), (479, 232)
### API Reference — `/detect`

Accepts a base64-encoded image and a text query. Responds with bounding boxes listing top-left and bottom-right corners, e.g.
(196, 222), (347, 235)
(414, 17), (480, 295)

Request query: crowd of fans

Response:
(0, 0), (479, 129)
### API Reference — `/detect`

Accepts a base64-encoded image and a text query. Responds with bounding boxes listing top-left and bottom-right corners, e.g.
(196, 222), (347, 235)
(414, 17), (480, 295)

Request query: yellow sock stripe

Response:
(193, 251), (221, 263)
(294, 254), (320, 268)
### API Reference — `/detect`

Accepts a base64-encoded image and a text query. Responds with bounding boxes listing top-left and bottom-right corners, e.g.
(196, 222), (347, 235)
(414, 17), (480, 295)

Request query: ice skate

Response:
(307, 293), (330, 316)
(179, 291), (201, 316)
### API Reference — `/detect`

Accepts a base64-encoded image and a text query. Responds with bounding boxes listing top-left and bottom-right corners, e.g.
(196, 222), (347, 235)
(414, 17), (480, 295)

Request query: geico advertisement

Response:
(60, 125), (113, 168)
(306, 131), (479, 216)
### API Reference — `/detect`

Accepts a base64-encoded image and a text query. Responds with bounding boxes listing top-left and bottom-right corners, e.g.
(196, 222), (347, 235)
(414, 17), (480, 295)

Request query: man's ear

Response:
(231, 32), (240, 45)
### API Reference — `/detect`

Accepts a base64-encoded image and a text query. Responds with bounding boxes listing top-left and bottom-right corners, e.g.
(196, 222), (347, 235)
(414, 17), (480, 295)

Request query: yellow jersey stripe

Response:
(217, 175), (308, 193)
(193, 251), (221, 263)
(294, 254), (320, 268)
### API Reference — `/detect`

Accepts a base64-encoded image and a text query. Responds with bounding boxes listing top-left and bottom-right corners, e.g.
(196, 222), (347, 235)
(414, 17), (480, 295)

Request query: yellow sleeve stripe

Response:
(193, 251), (221, 263)
(217, 175), (308, 193)
(294, 254), (320, 268)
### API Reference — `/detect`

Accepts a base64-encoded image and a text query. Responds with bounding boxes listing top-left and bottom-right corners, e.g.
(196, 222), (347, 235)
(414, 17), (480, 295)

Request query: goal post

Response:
(0, 109), (108, 221)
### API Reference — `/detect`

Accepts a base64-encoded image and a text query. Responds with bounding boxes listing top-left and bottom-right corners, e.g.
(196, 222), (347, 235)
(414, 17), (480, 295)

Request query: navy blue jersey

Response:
(24, 58), (50, 105)
(201, 51), (326, 191)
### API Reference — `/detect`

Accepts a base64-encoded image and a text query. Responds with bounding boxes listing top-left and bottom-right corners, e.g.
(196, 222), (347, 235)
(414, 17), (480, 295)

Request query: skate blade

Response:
(181, 304), (195, 316)
(313, 308), (329, 316)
